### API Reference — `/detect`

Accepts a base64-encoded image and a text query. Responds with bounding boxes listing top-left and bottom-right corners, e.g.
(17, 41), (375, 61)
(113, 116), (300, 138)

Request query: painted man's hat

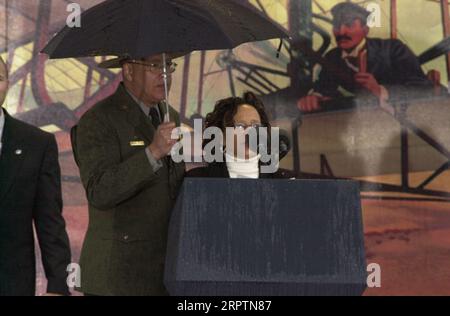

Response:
(331, 2), (371, 26)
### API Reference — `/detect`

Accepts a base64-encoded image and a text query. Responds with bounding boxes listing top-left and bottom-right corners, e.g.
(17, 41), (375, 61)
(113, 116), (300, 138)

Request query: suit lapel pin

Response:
(15, 149), (23, 155)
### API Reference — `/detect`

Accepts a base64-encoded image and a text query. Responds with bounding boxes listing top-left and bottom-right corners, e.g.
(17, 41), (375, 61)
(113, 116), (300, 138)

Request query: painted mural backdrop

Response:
(1, 0), (450, 295)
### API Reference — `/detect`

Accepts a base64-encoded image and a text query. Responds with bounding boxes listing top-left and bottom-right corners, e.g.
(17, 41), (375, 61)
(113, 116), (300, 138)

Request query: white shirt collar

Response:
(0, 108), (5, 138)
(0, 108), (5, 155)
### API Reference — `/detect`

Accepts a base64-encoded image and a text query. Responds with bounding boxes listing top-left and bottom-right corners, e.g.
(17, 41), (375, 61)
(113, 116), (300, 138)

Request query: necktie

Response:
(149, 106), (161, 129)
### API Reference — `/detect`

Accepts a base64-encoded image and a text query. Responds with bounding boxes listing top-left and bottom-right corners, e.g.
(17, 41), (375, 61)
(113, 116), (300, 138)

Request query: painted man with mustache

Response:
(298, 2), (433, 112)
(74, 54), (185, 295)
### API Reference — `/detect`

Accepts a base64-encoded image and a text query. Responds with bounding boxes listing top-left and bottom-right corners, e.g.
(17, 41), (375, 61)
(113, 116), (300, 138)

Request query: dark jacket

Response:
(0, 110), (71, 296)
(187, 161), (294, 179)
(315, 38), (433, 102)
(74, 83), (185, 296)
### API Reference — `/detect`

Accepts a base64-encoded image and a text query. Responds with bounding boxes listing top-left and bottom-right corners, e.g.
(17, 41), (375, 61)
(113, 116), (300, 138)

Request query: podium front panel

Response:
(164, 178), (366, 296)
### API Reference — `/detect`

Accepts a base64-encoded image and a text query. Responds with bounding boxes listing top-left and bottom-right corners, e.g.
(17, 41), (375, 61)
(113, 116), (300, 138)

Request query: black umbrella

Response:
(42, 0), (289, 119)
(42, 0), (288, 58)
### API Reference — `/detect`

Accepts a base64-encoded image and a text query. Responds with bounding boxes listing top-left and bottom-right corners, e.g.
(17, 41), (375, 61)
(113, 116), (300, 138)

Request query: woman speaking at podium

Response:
(187, 92), (293, 179)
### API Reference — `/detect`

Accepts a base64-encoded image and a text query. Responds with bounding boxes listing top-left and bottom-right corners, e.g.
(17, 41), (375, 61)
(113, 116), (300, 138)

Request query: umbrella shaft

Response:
(162, 53), (170, 122)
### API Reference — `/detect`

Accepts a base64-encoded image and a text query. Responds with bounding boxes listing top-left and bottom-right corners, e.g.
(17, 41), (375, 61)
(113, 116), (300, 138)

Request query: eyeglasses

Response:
(128, 60), (178, 73)
(233, 123), (263, 131)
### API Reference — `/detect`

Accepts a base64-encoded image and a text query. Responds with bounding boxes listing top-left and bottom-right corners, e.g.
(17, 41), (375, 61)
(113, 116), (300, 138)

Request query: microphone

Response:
(256, 128), (291, 160)
(279, 129), (291, 161)
(254, 128), (291, 161)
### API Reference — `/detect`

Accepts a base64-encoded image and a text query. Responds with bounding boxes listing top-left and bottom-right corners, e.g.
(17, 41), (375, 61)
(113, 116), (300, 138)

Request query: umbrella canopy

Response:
(42, 0), (289, 59)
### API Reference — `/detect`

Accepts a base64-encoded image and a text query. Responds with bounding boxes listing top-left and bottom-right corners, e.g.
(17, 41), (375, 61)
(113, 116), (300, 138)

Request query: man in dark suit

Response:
(298, 2), (433, 112)
(74, 54), (185, 296)
(0, 57), (71, 296)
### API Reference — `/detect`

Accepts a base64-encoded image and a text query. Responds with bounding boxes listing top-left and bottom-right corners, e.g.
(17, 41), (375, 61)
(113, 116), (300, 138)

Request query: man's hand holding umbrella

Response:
(150, 121), (178, 160)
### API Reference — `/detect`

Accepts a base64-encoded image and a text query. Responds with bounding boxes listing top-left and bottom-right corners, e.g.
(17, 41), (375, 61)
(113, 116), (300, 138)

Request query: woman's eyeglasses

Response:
(233, 123), (263, 131)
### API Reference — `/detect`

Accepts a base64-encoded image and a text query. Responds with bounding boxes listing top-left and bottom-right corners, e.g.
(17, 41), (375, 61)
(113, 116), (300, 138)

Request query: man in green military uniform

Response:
(74, 53), (185, 295)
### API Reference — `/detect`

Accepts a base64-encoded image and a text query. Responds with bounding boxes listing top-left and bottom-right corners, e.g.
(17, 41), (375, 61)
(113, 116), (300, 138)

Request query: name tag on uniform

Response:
(129, 140), (145, 147)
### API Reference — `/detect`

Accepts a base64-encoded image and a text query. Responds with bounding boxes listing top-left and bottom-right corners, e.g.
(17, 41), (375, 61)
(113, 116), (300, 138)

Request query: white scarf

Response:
(225, 152), (260, 179)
